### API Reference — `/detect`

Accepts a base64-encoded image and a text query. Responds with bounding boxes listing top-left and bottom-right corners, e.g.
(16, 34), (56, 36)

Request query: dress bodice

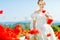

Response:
(31, 11), (47, 26)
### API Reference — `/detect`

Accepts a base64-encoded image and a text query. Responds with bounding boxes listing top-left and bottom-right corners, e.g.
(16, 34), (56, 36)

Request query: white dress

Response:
(30, 11), (56, 40)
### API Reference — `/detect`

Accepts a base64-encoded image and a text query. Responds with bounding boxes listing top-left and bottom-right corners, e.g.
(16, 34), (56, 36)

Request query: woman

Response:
(30, 0), (56, 40)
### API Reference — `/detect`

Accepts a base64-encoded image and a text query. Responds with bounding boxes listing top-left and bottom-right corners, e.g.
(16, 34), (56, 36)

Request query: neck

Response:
(38, 8), (44, 14)
(39, 8), (43, 11)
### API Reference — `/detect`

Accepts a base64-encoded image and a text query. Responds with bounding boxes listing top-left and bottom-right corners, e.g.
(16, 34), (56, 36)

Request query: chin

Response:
(40, 7), (44, 9)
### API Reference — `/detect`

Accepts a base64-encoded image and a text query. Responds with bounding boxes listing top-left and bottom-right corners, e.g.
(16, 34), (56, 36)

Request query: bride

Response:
(30, 0), (56, 40)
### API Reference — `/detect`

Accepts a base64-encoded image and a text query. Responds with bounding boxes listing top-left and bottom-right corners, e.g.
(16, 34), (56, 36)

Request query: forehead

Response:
(39, 1), (45, 4)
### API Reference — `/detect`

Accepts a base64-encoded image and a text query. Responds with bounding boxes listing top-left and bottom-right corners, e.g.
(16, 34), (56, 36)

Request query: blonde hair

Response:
(38, 0), (43, 4)
(38, 0), (46, 5)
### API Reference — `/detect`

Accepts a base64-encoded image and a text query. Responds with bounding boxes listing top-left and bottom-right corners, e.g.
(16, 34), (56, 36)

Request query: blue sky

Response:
(0, 0), (60, 22)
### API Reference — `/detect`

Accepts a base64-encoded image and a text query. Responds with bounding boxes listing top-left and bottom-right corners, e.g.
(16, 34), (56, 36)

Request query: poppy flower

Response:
(47, 33), (51, 37)
(25, 36), (30, 40)
(14, 24), (23, 35)
(0, 10), (3, 14)
(0, 24), (4, 32)
(57, 32), (60, 39)
(14, 28), (20, 35)
(47, 18), (53, 24)
(29, 29), (40, 34)
(6, 27), (14, 32)
(42, 10), (46, 13)
(0, 24), (19, 40)
(4, 30), (17, 40)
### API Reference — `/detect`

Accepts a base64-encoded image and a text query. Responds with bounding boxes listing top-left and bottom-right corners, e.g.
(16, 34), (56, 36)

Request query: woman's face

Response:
(38, 1), (45, 9)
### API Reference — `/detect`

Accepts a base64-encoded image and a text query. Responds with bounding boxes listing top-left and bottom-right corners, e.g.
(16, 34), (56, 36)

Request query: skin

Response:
(38, 1), (46, 11)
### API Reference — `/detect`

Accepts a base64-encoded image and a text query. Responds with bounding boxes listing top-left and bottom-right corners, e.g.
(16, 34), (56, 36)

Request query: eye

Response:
(39, 3), (44, 5)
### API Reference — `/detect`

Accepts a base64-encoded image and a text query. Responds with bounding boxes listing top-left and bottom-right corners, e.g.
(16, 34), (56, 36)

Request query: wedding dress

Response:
(30, 10), (56, 40)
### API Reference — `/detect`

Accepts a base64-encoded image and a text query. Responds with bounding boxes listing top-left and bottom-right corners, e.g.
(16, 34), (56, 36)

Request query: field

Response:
(0, 21), (60, 40)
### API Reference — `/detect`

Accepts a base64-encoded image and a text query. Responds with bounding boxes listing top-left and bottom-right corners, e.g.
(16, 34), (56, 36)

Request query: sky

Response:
(0, 0), (60, 22)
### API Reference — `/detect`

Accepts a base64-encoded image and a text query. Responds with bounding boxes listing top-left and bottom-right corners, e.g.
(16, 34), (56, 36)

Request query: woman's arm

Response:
(33, 20), (36, 29)
(31, 12), (37, 29)
(45, 12), (53, 25)
(45, 12), (53, 18)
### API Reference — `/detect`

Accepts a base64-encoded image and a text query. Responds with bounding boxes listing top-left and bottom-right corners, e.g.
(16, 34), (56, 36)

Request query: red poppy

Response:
(6, 27), (14, 32)
(0, 30), (9, 40)
(0, 10), (3, 14)
(0, 24), (4, 32)
(14, 26), (22, 35)
(14, 24), (22, 35)
(47, 33), (51, 37)
(57, 32), (60, 39)
(0, 24), (19, 40)
(47, 18), (53, 24)
(42, 10), (46, 13)
(29, 29), (40, 34)
(25, 36), (30, 40)
(0, 27), (19, 40)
